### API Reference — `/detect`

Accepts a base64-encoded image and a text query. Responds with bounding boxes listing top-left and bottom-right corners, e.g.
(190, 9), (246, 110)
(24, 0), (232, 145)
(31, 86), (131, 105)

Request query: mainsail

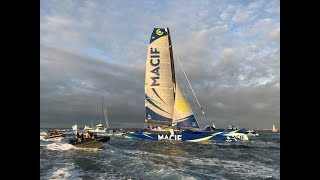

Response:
(145, 28), (175, 125)
(145, 28), (199, 129)
(124, 27), (248, 142)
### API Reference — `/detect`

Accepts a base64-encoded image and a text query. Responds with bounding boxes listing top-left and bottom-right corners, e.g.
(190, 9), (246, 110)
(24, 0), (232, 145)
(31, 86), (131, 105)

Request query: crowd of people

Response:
(48, 130), (62, 136)
(146, 125), (162, 130)
(75, 131), (95, 142)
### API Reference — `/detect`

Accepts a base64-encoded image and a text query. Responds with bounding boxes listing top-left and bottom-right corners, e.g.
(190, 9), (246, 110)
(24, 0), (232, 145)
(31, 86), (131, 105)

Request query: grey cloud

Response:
(41, 0), (280, 129)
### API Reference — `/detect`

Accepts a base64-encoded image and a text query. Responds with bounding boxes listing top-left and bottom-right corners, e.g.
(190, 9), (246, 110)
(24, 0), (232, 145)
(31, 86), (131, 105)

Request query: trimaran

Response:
(124, 28), (249, 142)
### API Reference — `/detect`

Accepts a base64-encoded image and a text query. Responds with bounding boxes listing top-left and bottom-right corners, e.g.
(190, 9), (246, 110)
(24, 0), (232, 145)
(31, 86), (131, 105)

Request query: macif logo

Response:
(158, 134), (182, 141)
(150, 48), (160, 86)
(156, 29), (163, 36)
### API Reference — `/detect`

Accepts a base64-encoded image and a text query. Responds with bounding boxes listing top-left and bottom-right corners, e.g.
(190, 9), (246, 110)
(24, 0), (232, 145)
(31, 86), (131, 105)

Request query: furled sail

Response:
(145, 28), (175, 125)
(172, 80), (200, 128)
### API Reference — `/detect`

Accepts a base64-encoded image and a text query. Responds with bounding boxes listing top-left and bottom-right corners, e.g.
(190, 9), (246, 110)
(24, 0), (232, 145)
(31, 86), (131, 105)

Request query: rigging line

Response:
(104, 108), (109, 129)
(174, 76), (201, 129)
(102, 96), (104, 125)
(175, 56), (210, 126)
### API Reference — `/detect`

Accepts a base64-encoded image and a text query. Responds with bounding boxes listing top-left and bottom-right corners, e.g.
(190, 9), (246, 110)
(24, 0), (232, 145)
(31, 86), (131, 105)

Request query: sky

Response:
(40, 0), (280, 129)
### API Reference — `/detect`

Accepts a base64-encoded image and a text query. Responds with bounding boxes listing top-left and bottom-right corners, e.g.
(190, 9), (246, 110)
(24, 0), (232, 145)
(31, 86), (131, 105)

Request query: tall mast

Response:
(102, 96), (109, 128)
(167, 27), (176, 93)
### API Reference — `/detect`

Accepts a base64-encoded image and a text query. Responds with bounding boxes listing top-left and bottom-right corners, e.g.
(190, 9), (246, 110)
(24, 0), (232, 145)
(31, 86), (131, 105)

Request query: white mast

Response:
(102, 96), (109, 129)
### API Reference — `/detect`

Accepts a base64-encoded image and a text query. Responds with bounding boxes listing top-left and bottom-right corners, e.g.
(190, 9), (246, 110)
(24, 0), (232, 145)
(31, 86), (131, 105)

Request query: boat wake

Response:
(42, 141), (75, 151)
(74, 147), (103, 152)
(40, 136), (47, 141)
(40, 131), (47, 136)
(40, 135), (64, 142)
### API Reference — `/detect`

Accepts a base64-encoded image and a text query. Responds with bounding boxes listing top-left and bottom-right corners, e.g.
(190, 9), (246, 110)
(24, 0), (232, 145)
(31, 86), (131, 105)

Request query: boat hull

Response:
(214, 129), (259, 137)
(124, 130), (238, 142)
(44, 134), (65, 139)
(236, 129), (259, 136)
(69, 136), (111, 149)
(228, 129), (258, 137)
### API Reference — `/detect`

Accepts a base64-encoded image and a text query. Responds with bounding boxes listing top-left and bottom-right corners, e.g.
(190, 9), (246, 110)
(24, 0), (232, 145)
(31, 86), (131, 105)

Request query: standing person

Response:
(85, 131), (91, 140)
(90, 132), (94, 139)
(88, 131), (93, 140)
(80, 133), (84, 142)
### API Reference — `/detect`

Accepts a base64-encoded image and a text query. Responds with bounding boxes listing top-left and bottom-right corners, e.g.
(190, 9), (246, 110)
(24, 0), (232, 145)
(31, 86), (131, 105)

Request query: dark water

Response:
(40, 129), (280, 180)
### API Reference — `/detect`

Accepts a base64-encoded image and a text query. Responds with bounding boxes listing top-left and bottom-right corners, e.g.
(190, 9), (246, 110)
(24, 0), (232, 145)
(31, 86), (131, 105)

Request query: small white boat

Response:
(83, 96), (112, 136)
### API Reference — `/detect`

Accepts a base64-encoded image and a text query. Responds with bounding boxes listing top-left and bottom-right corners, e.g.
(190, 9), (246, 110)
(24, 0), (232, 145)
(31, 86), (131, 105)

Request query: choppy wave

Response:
(40, 130), (280, 179)
(42, 142), (75, 151)
(40, 136), (46, 141)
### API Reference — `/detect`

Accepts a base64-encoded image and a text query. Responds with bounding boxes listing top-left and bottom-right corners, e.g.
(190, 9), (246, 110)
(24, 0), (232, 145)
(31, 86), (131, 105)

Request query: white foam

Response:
(75, 147), (102, 152)
(40, 136), (64, 142)
(40, 131), (47, 136)
(50, 167), (72, 179)
(181, 177), (197, 180)
(45, 142), (75, 151)
(40, 136), (46, 141)
(49, 164), (83, 180)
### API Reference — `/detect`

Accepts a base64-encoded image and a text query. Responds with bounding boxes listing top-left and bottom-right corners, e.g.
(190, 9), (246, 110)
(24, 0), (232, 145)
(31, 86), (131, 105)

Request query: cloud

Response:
(41, 0), (280, 129)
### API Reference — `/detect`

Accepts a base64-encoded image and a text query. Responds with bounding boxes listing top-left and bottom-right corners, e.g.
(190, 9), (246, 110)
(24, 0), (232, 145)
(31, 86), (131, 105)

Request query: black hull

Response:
(69, 136), (111, 149)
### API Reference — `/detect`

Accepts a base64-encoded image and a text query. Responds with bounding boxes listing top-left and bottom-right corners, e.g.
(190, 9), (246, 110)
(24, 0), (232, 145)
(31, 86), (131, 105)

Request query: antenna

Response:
(102, 96), (104, 124)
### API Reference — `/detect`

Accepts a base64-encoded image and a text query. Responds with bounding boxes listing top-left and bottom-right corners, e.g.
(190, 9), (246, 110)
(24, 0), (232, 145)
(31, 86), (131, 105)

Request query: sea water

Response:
(40, 129), (280, 180)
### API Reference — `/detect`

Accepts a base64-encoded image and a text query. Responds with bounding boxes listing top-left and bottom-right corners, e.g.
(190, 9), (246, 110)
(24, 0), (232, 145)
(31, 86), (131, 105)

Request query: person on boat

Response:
(85, 132), (89, 140)
(75, 132), (81, 142)
(88, 131), (93, 140)
(80, 133), (84, 142)
(90, 132), (94, 139)
(86, 131), (93, 140)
